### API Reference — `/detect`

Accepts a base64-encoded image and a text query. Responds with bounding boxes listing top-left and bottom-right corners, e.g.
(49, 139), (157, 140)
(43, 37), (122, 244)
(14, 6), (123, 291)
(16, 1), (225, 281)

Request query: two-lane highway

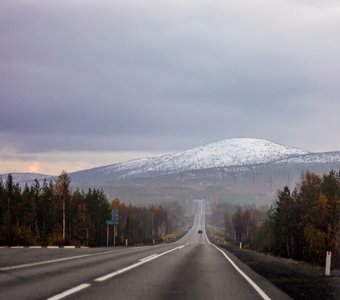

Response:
(0, 200), (290, 300)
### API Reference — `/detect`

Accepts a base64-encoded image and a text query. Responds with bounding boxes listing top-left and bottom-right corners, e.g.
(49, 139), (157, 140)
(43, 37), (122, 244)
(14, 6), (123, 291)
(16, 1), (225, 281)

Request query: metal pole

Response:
(151, 211), (154, 236)
(151, 211), (155, 244)
(106, 224), (109, 247)
(113, 224), (116, 247)
(63, 198), (65, 242)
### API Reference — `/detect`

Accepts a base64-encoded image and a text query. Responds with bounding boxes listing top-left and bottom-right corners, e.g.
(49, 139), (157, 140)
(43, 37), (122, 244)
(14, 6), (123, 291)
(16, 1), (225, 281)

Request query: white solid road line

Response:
(47, 283), (91, 300)
(0, 255), (92, 271)
(95, 244), (187, 282)
(204, 231), (271, 300)
(0, 247), (142, 271)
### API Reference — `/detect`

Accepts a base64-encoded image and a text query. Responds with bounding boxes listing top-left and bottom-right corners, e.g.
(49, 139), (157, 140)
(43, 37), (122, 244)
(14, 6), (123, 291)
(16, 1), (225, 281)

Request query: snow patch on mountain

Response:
(98, 138), (309, 178)
(276, 152), (340, 164)
(0, 173), (54, 185)
(3, 138), (340, 185)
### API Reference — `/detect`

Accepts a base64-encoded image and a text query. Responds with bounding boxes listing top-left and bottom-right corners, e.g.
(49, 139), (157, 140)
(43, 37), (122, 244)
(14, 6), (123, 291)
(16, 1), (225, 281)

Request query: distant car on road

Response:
(198, 229), (203, 234)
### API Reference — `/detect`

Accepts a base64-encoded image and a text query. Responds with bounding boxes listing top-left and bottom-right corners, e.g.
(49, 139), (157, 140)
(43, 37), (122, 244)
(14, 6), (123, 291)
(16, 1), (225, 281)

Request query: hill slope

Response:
(74, 138), (309, 180)
(2, 138), (340, 204)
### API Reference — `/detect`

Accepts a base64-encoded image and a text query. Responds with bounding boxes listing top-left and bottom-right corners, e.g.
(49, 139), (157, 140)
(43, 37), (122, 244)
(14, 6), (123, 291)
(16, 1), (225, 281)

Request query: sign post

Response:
(106, 224), (109, 247)
(113, 224), (116, 247)
(106, 209), (119, 247)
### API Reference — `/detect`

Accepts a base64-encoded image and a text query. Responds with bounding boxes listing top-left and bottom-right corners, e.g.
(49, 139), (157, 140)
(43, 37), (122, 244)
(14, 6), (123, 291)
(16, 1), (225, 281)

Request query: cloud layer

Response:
(1, 0), (340, 173)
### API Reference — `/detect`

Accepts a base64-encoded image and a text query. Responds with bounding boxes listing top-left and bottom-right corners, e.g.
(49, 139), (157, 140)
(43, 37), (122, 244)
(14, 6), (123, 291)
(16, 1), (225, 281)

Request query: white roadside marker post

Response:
(240, 242), (242, 249)
(325, 250), (331, 276)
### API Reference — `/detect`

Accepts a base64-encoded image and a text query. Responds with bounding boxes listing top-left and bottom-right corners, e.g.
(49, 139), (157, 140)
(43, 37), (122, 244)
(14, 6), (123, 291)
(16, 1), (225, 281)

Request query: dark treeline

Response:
(219, 171), (340, 267)
(0, 172), (110, 246)
(209, 201), (267, 245)
(0, 172), (186, 246)
(109, 198), (186, 245)
(259, 171), (340, 266)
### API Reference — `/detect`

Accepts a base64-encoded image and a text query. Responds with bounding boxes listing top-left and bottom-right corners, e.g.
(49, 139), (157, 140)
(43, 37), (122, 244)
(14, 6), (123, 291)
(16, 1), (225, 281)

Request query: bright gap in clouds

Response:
(0, 151), (164, 175)
(27, 161), (41, 173)
(1, 0), (340, 174)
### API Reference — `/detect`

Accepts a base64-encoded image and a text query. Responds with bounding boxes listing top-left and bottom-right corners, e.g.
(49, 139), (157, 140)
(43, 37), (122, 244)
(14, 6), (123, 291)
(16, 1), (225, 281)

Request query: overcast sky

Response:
(1, 0), (340, 175)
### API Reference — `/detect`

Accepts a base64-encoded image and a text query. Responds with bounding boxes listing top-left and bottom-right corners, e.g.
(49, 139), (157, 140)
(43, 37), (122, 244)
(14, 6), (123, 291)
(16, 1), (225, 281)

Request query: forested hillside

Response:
(0, 172), (186, 246)
(217, 171), (340, 267)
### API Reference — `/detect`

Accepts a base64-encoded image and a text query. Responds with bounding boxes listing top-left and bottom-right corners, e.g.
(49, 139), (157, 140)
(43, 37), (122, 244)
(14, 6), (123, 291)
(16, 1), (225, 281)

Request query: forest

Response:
(215, 171), (340, 267)
(0, 171), (186, 246)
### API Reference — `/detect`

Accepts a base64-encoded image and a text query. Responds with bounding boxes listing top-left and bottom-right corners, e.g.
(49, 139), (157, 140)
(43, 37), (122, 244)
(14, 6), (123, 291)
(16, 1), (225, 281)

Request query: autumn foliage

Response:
(224, 171), (340, 267)
(0, 172), (186, 246)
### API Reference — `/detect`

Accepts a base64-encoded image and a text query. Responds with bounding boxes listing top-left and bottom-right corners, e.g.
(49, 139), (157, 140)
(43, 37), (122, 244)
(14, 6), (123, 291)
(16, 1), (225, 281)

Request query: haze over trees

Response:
(219, 171), (340, 267)
(0, 172), (186, 246)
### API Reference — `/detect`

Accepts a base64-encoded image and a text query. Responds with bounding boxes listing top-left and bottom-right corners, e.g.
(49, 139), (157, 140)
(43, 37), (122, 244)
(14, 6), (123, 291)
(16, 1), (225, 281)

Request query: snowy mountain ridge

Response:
(91, 138), (309, 178)
(3, 138), (340, 186)
(3, 138), (340, 205)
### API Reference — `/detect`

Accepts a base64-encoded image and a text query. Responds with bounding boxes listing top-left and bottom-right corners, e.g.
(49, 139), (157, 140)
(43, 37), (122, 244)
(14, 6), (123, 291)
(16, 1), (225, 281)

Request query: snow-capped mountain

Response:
(0, 172), (55, 186)
(3, 138), (340, 204)
(84, 138), (309, 179)
(275, 151), (340, 165)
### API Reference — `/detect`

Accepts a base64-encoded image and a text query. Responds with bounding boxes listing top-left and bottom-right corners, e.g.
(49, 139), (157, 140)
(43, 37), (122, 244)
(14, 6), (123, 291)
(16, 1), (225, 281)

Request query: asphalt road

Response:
(0, 200), (290, 300)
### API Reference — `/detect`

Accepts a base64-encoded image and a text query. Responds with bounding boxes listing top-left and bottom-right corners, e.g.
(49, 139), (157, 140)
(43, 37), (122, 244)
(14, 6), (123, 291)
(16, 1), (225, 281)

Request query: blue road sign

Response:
(111, 209), (119, 220)
(106, 220), (118, 225)
(107, 209), (119, 225)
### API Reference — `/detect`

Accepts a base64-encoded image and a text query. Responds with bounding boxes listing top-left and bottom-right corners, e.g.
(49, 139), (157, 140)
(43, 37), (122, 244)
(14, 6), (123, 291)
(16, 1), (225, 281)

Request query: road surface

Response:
(0, 200), (290, 300)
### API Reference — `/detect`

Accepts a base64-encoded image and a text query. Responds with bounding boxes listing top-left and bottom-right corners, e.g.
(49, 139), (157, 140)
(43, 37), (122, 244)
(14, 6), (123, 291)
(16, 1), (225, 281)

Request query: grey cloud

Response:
(1, 0), (340, 153)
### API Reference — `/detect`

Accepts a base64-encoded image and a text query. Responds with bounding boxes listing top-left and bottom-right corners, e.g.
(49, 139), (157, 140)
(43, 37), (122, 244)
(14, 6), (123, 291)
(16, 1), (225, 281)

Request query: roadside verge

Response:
(207, 227), (340, 300)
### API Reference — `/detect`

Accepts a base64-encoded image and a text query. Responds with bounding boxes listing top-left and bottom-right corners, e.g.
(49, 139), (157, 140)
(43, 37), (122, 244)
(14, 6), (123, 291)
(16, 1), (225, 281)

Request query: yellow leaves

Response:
(303, 172), (322, 187)
(304, 224), (326, 253)
(319, 193), (328, 211)
(110, 198), (121, 209)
